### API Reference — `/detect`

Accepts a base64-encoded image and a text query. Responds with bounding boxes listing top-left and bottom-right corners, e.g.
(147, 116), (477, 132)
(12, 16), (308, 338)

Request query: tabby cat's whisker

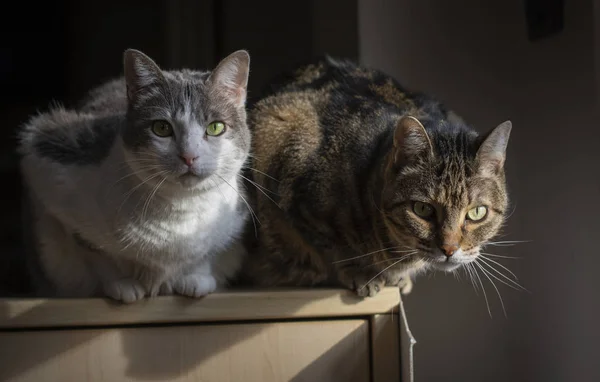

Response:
(478, 255), (519, 280)
(471, 262), (492, 317)
(465, 263), (479, 295)
(476, 258), (529, 293)
(481, 252), (521, 260)
(474, 261), (507, 317)
(369, 252), (416, 266)
(359, 257), (406, 293)
(332, 246), (414, 264)
(485, 240), (531, 247)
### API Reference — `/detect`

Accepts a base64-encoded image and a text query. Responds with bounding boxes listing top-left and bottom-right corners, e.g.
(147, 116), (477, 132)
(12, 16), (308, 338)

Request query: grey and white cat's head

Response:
(121, 49), (251, 192)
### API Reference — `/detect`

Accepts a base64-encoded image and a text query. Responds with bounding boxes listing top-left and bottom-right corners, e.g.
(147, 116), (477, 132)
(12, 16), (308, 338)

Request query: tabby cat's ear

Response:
(476, 120), (512, 176)
(123, 49), (166, 104)
(209, 50), (250, 108)
(392, 116), (434, 166)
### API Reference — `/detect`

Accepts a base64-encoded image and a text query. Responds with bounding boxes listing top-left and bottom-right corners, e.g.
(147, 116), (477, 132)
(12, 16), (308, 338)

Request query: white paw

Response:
(104, 279), (146, 303)
(173, 274), (217, 298)
(400, 277), (414, 295)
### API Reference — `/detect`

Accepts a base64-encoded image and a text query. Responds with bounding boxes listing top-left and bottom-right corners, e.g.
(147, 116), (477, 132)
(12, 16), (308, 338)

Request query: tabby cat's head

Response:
(121, 49), (251, 191)
(381, 116), (512, 272)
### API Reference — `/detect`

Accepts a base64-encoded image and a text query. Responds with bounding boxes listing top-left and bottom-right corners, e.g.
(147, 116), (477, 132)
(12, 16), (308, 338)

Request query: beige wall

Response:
(359, 0), (600, 381)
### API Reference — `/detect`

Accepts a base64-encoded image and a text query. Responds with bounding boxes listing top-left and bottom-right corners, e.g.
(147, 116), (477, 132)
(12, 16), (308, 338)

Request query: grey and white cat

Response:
(18, 49), (251, 303)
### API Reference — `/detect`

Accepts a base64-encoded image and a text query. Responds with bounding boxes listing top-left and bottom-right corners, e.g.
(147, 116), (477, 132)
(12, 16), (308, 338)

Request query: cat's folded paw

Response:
(338, 269), (386, 297)
(104, 279), (146, 303)
(398, 277), (413, 295)
(354, 276), (386, 297)
(173, 274), (217, 298)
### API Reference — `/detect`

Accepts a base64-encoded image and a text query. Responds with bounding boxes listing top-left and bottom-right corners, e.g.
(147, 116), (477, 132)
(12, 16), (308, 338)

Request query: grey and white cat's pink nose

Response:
(180, 154), (198, 167)
(441, 244), (459, 257)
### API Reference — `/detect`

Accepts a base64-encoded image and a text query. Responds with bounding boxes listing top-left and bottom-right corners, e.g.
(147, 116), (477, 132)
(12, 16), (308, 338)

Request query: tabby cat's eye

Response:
(151, 120), (173, 137)
(206, 121), (226, 136)
(467, 206), (487, 221)
(413, 201), (434, 219)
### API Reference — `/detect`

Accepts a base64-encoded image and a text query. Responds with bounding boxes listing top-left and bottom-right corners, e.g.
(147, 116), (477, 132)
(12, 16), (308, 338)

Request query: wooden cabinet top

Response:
(0, 287), (401, 329)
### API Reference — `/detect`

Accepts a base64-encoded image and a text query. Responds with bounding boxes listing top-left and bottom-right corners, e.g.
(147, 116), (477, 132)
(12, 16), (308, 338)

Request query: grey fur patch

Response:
(32, 115), (121, 165)
(72, 232), (101, 252)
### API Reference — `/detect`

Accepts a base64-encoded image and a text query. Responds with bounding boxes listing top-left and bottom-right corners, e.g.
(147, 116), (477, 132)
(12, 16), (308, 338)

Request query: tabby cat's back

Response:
(244, 57), (512, 297)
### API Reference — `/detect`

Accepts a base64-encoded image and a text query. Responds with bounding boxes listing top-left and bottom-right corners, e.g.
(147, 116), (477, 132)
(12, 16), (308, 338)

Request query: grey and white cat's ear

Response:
(209, 50), (250, 107)
(476, 120), (512, 176)
(123, 49), (165, 103)
(392, 116), (434, 166)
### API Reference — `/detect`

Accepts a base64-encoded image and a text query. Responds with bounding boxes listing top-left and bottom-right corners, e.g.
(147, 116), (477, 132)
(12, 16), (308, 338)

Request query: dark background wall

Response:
(360, 0), (599, 381)
(1, 1), (598, 381)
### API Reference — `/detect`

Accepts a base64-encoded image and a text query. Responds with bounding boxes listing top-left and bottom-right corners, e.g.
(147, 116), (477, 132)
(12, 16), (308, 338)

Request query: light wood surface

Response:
(0, 320), (371, 382)
(0, 287), (400, 329)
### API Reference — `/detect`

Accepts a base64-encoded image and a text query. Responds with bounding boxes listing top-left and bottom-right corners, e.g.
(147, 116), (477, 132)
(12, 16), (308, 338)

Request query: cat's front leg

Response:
(169, 263), (217, 298)
(103, 278), (147, 303)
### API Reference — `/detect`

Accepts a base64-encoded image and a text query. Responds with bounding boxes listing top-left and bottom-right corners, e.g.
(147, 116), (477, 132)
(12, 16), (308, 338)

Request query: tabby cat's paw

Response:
(398, 277), (413, 295)
(104, 278), (146, 304)
(352, 276), (386, 298)
(173, 274), (217, 298)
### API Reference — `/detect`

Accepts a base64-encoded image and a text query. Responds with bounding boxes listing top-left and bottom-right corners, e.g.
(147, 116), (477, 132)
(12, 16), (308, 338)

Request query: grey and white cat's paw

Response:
(103, 278), (146, 303)
(173, 274), (217, 298)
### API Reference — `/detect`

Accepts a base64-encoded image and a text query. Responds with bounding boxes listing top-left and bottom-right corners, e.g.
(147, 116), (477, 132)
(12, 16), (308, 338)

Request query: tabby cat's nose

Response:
(441, 244), (459, 257)
(180, 155), (198, 167)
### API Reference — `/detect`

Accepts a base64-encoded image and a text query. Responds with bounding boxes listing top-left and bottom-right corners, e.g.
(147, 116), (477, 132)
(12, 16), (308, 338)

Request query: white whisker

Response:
(481, 252), (521, 260)
(479, 255), (519, 280)
(217, 174), (259, 237)
(332, 246), (414, 264)
(369, 252), (416, 266)
(474, 260), (507, 317)
(477, 259), (530, 293)
(359, 257), (405, 293)
(242, 166), (280, 183)
(472, 263), (492, 317)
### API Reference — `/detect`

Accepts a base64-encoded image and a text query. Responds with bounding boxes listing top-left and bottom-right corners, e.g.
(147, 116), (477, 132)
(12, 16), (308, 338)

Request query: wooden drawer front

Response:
(0, 320), (370, 382)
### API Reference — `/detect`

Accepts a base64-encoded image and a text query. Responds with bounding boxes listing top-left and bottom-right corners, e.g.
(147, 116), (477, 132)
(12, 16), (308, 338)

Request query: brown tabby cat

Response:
(241, 57), (512, 297)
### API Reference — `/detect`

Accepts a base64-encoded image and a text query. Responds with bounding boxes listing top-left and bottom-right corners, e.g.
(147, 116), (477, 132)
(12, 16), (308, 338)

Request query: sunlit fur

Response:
(381, 119), (509, 274)
(240, 57), (512, 297)
(18, 49), (252, 303)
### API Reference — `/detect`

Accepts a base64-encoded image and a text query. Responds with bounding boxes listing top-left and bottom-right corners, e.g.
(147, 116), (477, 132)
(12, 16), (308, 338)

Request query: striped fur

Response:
(241, 57), (512, 297)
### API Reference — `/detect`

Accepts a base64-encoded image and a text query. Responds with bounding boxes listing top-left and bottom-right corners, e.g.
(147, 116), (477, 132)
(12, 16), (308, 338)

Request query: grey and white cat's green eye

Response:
(206, 121), (226, 136)
(413, 201), (434, 219)
(467, 206), (487, 221)
(151, 120), (173, 137)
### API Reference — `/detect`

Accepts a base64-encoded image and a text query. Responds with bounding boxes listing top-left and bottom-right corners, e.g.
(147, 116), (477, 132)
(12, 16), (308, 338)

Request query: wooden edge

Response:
(398, 295), (416, 382)
(0, 287), (400, 329)
(370, 314), (401, 382)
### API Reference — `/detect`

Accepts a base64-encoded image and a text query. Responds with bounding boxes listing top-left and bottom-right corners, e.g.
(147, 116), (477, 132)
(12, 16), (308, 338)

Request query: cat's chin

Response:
(175, 172), (213, 190)
(429, 261), (462, 272)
